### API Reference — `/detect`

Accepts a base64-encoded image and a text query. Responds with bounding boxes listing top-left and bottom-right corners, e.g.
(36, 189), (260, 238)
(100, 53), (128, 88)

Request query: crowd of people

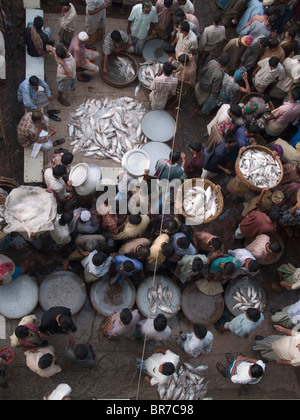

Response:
(0, 0), (300, 400)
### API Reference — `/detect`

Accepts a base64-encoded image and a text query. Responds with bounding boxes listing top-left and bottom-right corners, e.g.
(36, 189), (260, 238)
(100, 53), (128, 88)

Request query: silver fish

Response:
(157, 303), (173, 314)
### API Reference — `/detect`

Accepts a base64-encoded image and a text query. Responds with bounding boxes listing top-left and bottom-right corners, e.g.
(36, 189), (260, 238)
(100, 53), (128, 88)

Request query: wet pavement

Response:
(0, 2), (300, 401)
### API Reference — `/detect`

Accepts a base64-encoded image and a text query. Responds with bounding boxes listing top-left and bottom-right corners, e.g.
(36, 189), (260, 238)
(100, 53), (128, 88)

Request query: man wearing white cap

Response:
(68, 31), (100, 81)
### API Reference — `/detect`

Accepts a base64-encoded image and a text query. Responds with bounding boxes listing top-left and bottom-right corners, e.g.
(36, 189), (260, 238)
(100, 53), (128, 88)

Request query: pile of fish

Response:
(68, 97), (147, 164)
(232, 285), (265, 312)
(157, 362), (209, 400)
(108, 55), (136, 83)
(183, 184), (219, 221)
(139, 61), (163, 88)
(238, 148), (282, 188)
(147, 282), (174, 317)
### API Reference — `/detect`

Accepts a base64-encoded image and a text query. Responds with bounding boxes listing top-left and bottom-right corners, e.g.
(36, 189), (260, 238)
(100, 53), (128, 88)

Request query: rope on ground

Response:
(135, 64), (187, 400)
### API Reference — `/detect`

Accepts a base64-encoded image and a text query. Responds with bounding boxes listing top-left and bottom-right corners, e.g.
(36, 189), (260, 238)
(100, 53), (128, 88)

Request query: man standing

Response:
(172, 20), (198, 60)
(252, 56), (286, 93)
(127, 0), (158, 55)
(58, 0), (77, 48)
(85, 0), (109, 45)
(46, 44), (78, 107)
(149, 62), (178, 110)
(198, 12), (225, 65)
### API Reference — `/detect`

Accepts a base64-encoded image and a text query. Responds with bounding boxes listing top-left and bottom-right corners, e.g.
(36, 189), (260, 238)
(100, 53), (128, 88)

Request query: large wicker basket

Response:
(235, 145), (283, 193)
(100, 52), (139, 88)
(241, 92), (274, 112)
(179, 178), (224, 225)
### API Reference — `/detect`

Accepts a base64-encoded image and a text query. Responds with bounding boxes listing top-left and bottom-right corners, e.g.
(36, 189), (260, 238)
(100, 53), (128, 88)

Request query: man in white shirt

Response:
(172, 20), (198, 60)
(198, 12), (225, 64)
(50, 212), (72, 248)
(176, 324), (214, 358)
(253, 56), (286, 93)
(58, 0), (77, 47)
(44, 165), (70, 201)
(217, 353), (266, 385)
(137, 314), (172, 342)
(137, 348), (179, 385)
(227, 247), (260, 278)
(177, 0), (194, 14)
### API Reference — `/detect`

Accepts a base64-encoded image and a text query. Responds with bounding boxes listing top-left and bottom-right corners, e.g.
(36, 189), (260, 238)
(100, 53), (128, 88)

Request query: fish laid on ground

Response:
(232, 285), (264, 312)
(68, 97), (147, 163)
(157, 362), (209, 401)
(238, 148), (282, 188)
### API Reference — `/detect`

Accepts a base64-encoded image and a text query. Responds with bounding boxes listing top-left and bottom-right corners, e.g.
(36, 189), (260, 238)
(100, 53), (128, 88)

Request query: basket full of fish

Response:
(235, 145), (283, 192)
(68, 97), (147, 164)
(157, 362), (209, 400)
(101, 52), (138, 87)
(180, 178), (224, 224)
(138, 61), (163, 89)
(224, 277), (266, 317)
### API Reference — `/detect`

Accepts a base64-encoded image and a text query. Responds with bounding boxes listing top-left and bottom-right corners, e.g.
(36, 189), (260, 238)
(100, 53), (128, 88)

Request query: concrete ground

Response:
(1, 5), (300, 401)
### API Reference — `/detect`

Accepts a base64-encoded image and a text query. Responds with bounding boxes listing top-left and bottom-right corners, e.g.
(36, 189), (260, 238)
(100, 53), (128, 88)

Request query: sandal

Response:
(216, 362), (227, 377)
(53, 138), (66, 147)
(226, 353), (234, 364)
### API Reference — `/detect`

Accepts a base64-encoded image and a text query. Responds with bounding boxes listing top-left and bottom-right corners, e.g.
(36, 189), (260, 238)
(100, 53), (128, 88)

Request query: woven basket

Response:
(180, 178), (224, 224)
(0, 177), (19, 191)
(245, 231), (284, 265)
(235, 145), (283, 193)
(241, 92), (274, 112)
(100, 52), (139, 88)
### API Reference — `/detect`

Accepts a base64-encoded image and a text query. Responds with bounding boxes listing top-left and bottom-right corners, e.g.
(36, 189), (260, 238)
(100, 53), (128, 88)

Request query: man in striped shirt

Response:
(149, 62), (178, 109)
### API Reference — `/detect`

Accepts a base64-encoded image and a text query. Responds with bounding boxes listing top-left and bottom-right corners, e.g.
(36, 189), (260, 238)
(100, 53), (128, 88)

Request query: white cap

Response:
(78, 31), (89, 42)
(80, 210), (91, 222)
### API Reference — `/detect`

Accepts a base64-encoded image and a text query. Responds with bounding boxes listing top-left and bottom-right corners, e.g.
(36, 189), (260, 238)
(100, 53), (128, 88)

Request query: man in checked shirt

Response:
(149, 62), (178, 110)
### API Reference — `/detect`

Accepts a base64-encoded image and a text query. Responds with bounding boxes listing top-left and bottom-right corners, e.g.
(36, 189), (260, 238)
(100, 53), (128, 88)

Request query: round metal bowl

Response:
(142, 38), (170, 63)
(141, 110), (176, 143)
(141, 141), (171, 176)
(181, 282), (224, 326)
(0, 275), (39, 319)
(90, 277), (136, 317)
(136, 275), (181, 319)
(122, 149), (150, 177)
(39, 271), (87, 315)
(224, 276), (266, 317)
(100, 52), (139, 87)
(70, 163), (102, 196)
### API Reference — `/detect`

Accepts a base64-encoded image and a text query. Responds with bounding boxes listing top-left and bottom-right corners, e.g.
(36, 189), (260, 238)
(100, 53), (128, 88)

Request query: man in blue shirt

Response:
(111, 254), (144, 285)
(17, 75), (53, 111)
(202, 132), (237, 178)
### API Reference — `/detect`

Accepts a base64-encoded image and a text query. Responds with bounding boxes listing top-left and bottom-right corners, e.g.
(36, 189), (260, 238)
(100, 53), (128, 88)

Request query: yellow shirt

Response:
(148, 233), (169, 266)
(110, 215), (150, 241)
